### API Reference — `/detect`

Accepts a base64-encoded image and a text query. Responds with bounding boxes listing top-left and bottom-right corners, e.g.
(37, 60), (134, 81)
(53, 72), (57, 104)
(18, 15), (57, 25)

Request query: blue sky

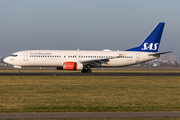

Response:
(1, 0), (180, 60)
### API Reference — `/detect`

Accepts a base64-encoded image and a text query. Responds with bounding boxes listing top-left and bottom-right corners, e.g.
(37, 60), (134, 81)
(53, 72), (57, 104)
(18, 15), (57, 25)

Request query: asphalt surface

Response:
(0, 112), (180, 119)
(0, 72), (180, 76)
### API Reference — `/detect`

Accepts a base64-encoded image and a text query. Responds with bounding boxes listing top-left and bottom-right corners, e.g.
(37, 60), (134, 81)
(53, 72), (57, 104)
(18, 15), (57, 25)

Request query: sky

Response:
(1, 0), (180, 60)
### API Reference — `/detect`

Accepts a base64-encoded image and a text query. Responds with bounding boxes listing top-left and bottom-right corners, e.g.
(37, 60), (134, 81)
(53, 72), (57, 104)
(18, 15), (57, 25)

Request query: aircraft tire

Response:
(87, 69), (92, 73)
(81, 69), (86, 73)
(19, 69), (23, 73)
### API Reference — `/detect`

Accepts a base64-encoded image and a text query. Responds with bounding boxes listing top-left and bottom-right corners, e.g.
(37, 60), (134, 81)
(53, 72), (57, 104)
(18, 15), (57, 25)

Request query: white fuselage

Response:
(4, 50), (158, 68)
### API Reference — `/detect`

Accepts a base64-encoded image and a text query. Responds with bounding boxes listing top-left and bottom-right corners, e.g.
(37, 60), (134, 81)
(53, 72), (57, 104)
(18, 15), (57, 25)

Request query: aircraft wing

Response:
(79, 57), (117, 67)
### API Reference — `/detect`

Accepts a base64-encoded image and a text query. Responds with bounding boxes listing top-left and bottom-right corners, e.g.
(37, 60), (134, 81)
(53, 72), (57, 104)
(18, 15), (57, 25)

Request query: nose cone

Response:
(3, 57), (9, 64)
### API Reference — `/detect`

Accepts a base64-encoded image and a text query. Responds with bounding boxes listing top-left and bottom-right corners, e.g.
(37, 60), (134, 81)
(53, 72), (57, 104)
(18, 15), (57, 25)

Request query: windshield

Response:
(10, 54), (18, 57)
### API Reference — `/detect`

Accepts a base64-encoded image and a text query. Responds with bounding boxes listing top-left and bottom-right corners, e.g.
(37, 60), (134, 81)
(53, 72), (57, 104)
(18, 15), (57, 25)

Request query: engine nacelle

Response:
(63, 62), (83, 70)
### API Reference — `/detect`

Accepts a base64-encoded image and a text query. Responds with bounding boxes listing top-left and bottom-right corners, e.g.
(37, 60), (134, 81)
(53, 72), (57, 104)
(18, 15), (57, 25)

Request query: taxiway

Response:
(0, 72), (180, 76)
(0, 112), (180, 119)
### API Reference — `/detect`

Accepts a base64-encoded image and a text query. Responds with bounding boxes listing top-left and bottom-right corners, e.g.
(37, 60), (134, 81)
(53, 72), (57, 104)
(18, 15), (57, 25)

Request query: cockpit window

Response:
(10, 54), (18, 57)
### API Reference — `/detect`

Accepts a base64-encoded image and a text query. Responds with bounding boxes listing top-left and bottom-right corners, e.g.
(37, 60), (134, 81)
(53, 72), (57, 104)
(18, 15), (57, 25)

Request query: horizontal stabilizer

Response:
(149, 51), (173, 56)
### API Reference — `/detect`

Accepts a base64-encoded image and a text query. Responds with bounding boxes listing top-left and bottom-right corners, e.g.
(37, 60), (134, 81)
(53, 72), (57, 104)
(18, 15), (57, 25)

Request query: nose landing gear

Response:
(19, 69), (23, 73)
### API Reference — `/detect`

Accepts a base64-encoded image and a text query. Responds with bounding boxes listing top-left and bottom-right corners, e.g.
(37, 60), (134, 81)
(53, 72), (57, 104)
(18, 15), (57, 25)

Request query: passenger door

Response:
(23, 52), (28, 61)
(136, 53), (139, 62)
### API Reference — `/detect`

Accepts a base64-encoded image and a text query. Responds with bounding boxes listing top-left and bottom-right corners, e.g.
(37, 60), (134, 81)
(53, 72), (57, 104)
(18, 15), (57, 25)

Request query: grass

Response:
(0, 76), (180, 113)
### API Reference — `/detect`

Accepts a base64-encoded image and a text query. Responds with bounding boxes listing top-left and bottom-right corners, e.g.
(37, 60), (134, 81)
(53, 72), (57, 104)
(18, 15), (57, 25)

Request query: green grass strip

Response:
(0, 76), (180, 112)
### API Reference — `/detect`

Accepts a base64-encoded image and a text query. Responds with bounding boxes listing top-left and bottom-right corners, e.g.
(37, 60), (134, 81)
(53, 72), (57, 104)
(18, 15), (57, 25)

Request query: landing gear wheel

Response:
(19, 69), (23, 73)
(81, 68), (92, 73)
(87, 69), (92, 73)
(81, 69), (87, 73)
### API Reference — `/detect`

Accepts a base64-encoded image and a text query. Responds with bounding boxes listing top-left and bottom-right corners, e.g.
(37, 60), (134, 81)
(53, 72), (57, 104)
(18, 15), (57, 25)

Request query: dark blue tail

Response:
(125, 22), (165, 52)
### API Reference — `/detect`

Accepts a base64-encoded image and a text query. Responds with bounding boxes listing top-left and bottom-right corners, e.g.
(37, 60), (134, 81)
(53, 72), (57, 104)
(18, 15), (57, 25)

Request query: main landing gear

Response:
(81, 68), (92, 73)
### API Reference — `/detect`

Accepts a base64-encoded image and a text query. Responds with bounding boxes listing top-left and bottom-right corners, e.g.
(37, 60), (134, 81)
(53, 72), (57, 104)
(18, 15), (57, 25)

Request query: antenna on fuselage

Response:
(59, 45), (63, 50)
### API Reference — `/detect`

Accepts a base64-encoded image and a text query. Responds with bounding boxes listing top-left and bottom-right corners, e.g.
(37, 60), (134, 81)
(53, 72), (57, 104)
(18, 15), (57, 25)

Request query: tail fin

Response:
(125, 22), (165, 52)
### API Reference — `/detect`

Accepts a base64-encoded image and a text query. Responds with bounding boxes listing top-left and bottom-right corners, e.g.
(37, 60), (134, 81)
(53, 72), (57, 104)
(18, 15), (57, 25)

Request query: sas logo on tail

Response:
(141, 43), (158, 50)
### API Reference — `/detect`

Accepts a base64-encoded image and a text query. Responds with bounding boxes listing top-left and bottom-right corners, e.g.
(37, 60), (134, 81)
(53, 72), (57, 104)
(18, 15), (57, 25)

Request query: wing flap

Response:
(79, 57), (117, 67)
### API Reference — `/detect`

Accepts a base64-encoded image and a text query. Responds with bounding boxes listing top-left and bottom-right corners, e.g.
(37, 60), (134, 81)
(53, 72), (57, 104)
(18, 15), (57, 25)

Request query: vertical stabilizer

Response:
(125, 22), (165, 52)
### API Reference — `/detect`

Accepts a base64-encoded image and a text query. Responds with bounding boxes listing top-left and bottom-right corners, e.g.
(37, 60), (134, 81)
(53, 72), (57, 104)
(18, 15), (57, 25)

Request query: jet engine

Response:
(56, 62), (83, 70)
(63, 62), (83, 70)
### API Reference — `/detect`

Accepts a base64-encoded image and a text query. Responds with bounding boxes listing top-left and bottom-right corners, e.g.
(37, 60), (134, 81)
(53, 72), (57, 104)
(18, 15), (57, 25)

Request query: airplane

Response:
(3, 22), (172, 73)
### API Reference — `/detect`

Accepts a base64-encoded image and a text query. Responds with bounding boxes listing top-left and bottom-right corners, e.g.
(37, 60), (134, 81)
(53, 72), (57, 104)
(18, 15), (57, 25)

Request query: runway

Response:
(0, 112), (180, 119)
(0, 72), (180, 76)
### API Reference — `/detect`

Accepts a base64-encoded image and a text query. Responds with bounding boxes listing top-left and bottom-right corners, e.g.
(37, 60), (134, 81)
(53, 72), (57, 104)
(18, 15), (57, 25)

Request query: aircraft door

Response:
(136, 53), (139, 62)
(23, 52), (28, 61)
